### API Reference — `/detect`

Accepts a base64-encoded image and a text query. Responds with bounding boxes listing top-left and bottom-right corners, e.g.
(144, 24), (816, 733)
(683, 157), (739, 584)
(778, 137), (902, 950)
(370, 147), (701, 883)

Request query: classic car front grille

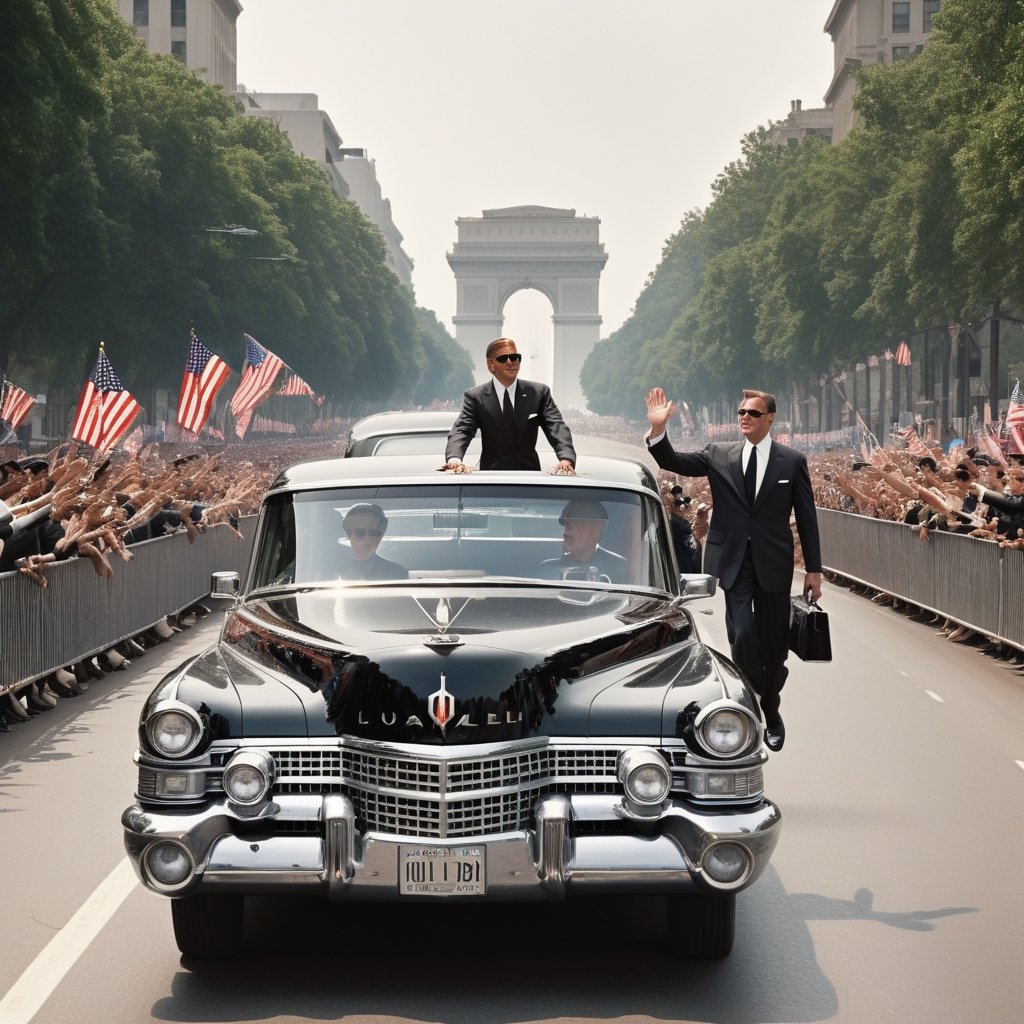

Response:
(138, 742), (762, 839)
(265, 743), (623, 839)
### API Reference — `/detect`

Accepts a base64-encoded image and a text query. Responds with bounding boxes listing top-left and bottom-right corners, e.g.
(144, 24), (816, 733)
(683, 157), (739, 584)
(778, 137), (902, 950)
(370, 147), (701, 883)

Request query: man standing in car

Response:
(643, 387), (822, 752)
(445, 338), (576, 473)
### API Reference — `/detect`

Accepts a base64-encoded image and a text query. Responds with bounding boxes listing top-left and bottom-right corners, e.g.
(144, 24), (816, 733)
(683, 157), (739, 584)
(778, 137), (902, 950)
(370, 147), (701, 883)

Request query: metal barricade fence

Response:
(0, 517), (255, 695)
(3, 510), (1021, 696)
(818, 509), (1023, 649)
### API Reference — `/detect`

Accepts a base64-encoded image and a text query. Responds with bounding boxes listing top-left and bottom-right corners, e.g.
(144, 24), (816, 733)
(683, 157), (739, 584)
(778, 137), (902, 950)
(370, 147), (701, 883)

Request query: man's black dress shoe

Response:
(765, 717), (786, 752)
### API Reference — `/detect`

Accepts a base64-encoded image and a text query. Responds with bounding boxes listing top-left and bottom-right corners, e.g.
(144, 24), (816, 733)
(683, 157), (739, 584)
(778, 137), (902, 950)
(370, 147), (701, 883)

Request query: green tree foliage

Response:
(1, 0), (460, 417)
(583, 0), (1024, 417)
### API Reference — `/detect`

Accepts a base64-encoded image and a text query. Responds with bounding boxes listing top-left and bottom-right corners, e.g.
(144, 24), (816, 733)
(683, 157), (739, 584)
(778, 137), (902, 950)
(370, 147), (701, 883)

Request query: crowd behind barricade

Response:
(0, 434), (355, 732)
(2, 415), (1022, 732)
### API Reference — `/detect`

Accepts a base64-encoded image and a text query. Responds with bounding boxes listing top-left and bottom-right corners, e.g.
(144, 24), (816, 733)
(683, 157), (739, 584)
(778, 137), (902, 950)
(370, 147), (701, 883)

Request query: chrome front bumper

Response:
(122, 792), (781, 900)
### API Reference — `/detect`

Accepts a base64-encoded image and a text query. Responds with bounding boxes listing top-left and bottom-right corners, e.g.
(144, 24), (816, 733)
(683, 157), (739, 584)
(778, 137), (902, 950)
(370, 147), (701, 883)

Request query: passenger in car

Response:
(540, 499), (627, 584)
(337, 503), (408, 580)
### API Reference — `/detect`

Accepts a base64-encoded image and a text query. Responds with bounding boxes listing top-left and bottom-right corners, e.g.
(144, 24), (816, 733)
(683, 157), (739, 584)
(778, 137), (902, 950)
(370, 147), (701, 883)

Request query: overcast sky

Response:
(236, 1), (835, 379)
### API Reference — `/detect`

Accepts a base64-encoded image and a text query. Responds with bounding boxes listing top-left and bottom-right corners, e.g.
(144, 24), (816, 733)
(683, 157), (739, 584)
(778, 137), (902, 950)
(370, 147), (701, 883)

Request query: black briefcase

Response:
(789, 597), (832, 662)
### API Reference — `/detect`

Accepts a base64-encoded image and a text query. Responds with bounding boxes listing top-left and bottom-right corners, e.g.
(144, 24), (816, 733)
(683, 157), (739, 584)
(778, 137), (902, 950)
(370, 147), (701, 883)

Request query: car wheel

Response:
(171, 893), (244, 957)
(665, 892), (735, 958)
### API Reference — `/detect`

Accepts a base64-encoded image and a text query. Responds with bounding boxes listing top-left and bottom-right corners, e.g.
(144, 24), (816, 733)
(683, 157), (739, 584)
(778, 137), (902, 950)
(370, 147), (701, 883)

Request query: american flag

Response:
(177, 329), (231, 435)
(1007, 379), (1024, 454)
(70, 346), (142, 452)
(895, 340), (912, 366)
(1, 378), (36, 430)
(229, 334), (283, 438)
(278, 371), (315, 398)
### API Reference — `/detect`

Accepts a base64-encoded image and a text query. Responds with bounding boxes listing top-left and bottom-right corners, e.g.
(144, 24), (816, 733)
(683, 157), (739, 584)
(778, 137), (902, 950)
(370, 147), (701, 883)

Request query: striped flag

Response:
(278, 371), (315, 398)
(229, 334), (283, 438)
(895, 340), (912, 366)
(70, 346), (142, 452)
(177, 328), (231, 435)
(1006, 379), (1024, 454)
(1, 378), (36, 430)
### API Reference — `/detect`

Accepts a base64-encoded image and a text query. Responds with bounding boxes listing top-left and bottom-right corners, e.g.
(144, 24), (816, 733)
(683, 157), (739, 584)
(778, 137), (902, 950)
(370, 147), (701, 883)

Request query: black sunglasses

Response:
(737, 408), (765, 418)
(346, 528), (384, 539)
(494, 353), (522, 363)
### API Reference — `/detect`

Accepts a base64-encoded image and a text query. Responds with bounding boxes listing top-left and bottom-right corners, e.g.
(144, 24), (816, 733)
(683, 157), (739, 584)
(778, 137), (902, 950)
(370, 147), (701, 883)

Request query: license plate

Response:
(399, 845), (486, 896)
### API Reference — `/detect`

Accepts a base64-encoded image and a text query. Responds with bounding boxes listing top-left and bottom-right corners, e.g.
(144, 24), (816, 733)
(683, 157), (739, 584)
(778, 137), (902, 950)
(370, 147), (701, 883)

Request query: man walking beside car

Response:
(445, 337), (576, 473)
(643, 387), (822, 751)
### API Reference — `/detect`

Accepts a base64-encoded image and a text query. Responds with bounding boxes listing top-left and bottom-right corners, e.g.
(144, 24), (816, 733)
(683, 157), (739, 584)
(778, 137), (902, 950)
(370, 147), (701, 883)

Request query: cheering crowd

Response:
(2, 415), (1023, 730)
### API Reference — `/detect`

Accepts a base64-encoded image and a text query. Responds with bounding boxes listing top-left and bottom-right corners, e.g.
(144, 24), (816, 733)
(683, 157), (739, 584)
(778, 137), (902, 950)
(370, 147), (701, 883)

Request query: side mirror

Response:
(679, 573), (717, 600)
(209, 570), (240, 600)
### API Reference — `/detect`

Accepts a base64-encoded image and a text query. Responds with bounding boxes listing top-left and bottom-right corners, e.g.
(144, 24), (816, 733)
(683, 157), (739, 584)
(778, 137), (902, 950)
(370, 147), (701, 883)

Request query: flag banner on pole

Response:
(895, 340), (912, 366)
(229, 333), (283, 438)
(0, 378), (36, 430)
(278, 371), (315, 398)
(70, 345), (142, 452)
(1006, 379), (1024, 454)
(251, 413), (297, 434)
(177, 328), (231, 435)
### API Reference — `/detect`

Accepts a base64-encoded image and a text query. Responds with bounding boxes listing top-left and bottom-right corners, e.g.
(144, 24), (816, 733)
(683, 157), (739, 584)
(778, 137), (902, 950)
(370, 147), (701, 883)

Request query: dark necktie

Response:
(502, 389), (515, 436)
(744, 446), (757, 505)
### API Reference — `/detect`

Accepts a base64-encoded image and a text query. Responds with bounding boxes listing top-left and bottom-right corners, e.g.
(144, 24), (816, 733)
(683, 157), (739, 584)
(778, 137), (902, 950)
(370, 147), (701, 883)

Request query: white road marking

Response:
(924, 690), (945, 703)
(0, 858), (137, 1024)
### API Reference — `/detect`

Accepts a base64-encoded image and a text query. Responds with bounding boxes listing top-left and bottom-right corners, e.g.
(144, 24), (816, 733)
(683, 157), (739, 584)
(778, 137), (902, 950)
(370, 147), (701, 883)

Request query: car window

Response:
(249, 485), (673, 591)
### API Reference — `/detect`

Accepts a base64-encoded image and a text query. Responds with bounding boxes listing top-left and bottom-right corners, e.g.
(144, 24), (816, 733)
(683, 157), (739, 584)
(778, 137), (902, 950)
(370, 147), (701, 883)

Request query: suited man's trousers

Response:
(723, 543), (790, 722)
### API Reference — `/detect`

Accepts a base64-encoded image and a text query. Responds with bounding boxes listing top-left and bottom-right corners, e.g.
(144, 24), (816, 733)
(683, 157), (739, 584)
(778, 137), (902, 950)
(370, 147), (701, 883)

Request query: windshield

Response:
(249, 483), (674, 592)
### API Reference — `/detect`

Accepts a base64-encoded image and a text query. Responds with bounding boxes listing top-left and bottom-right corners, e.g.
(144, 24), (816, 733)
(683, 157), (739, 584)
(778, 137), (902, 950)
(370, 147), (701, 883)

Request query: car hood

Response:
(173, 585), (750, 745)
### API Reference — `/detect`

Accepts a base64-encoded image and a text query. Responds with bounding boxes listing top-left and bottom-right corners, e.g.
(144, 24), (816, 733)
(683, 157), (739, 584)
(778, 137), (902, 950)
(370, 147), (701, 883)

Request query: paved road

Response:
(1, 583), (1023, 1024)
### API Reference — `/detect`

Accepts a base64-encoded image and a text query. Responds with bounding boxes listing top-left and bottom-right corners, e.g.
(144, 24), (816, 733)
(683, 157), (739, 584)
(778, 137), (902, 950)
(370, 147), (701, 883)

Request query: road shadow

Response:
(151, 869), (840, 1024)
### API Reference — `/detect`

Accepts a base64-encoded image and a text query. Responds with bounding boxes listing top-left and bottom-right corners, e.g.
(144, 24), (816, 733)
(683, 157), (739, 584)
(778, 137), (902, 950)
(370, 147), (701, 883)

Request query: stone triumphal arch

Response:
(447, 206), (608, 410)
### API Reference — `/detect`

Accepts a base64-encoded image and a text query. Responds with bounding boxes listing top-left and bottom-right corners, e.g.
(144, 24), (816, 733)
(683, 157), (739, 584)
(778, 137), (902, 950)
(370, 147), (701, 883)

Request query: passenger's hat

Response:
(559, 499), (608, 522)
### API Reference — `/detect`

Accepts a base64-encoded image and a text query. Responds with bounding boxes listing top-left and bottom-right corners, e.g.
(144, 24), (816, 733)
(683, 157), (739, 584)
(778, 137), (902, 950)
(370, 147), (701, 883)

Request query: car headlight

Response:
(617, 748), (671, 806)
(694, 701), (757, 758)
(222, 749), (275, 805)
(144, 700), (205, 759)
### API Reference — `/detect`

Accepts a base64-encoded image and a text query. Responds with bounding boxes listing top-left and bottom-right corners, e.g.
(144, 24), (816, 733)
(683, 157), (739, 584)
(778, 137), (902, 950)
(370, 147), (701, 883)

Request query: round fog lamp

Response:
(703, 842), (751, 886)
(618, 748), (671, 805)
(223, 749), (275, 805)
(145, 841), (193, 887)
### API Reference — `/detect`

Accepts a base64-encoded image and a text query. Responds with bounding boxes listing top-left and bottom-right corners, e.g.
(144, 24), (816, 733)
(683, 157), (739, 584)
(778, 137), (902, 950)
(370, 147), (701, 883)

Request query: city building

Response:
(767, 99), (833, 146)
(234, 91), (413, 291)
(824, 0), (940, 141)
(118, 4), (415, 293)
(116, 0), (241, 92)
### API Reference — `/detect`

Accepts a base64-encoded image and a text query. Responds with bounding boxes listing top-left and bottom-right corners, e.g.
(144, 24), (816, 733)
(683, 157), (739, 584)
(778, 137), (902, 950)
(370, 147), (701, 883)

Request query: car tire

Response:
(665, 892), (735, 958)
(171, 893), (244, 957)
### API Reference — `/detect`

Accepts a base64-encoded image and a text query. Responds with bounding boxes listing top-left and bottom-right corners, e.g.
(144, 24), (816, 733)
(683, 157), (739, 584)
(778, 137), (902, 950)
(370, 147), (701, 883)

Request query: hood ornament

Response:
(428, 672), (455, 733)
(415, 596), (470, 647)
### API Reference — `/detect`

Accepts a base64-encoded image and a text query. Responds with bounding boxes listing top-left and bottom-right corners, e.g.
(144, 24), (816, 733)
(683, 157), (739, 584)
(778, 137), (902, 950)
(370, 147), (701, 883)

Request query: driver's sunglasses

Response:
(494, 353), (522, 363)
(346, 528), (384, 539)
(737, 408), (765, 418)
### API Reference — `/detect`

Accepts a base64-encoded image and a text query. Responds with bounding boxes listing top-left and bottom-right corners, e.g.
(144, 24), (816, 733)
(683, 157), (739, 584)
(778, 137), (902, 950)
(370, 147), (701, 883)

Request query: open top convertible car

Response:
(122, 453), (781, 957)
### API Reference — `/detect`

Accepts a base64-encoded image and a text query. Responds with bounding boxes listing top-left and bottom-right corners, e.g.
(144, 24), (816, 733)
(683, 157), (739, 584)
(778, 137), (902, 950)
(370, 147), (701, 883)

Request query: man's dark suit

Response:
(445, 379), (576, 471)
(648, 435), (822, 721)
